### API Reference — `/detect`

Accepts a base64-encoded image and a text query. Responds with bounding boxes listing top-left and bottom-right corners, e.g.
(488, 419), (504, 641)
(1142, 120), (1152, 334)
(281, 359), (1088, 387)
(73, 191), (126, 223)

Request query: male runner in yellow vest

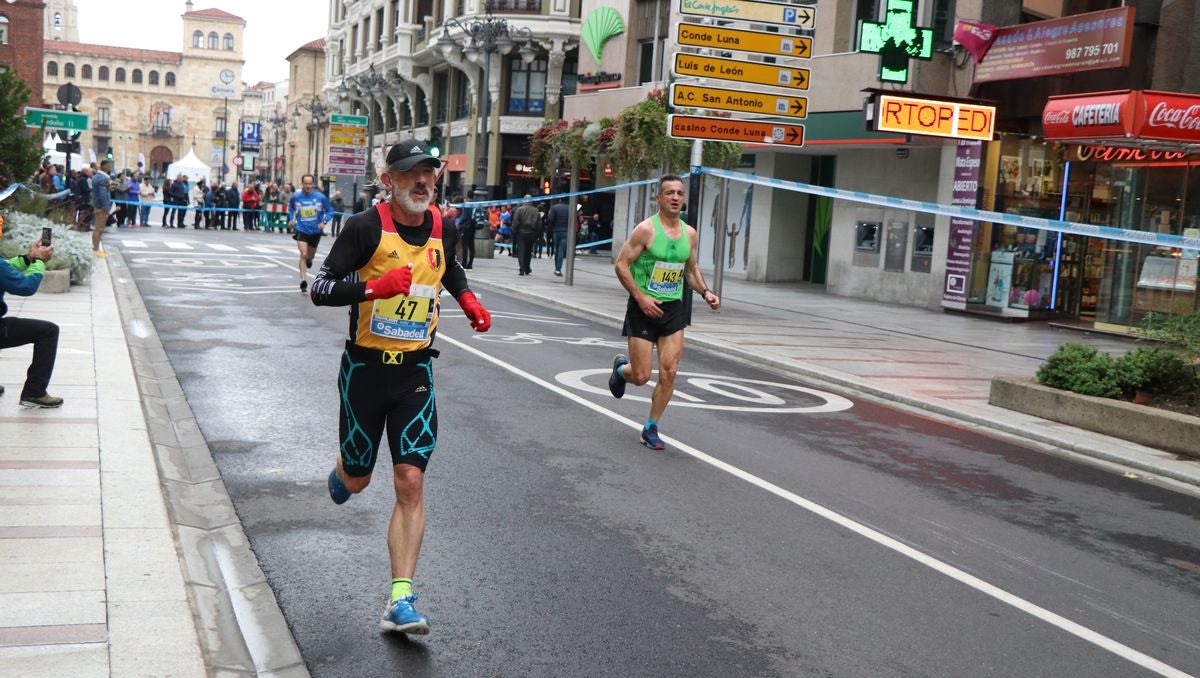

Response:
(310, 138), (491, 635)
(608, 174), (720, 450)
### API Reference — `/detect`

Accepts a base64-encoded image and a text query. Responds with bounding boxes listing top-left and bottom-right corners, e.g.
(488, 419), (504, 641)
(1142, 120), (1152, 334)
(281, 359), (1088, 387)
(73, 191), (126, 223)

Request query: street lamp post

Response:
(337, 65), (404, 188)
(294, 95), (333, 177)
(264, 112), (289, 184)
(436, 2), (537, 200)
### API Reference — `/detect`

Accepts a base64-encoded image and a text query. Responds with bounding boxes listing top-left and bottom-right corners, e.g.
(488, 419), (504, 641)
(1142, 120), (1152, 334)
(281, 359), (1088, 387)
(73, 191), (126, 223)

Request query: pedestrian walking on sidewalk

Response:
(90, 159), (113, 256)
(310, 138), (492, 636)
(512, 196), (541, 275)
(607, 174), (720, 450)
(288, 174), (333, 292)
(138, 176), (155, 226)
(0, 224), (63, 408)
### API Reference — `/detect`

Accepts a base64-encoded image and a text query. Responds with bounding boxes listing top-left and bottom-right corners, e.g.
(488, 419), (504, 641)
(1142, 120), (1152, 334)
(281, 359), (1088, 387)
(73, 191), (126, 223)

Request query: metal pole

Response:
(712, 176), (729, 302)
(476, 52), (491, 197)
(365, 94), (374, 187)
(565, 170), (580, 285)
(683, 139), (703, 324)
(221, 96), (229, 183)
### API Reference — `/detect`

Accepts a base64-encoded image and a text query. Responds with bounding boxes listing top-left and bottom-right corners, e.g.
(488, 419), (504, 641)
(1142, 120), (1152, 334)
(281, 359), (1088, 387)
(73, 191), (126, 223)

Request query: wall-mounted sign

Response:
(678, 0), (815, 29)
(581, 7), (625, 65)
(1043, 90), (1200, 147)
(869, 93), (995, 141)
(671, 83), (807, 119)
(668, 114), (804, 146)
(675, 23), (811, 59)
(578, 72), (622, 91)
(672, 53), (809, 90)
(1069, 145), (1194, 163)
(973, 7), (1134, 83)
(858, 0), (933, 84)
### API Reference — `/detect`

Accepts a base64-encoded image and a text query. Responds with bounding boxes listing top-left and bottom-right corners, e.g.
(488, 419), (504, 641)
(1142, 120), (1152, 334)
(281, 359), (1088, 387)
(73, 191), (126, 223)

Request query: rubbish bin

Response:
(474, 226), (494, 259)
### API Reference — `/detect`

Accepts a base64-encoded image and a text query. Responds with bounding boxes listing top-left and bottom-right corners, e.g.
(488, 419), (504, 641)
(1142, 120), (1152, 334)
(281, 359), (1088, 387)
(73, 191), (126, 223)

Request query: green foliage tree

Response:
(0, 70), (46, 189)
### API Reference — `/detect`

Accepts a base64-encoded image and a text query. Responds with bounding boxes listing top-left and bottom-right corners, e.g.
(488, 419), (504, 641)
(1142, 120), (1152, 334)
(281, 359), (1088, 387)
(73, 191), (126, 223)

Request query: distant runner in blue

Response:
(289, 174), (335, 292)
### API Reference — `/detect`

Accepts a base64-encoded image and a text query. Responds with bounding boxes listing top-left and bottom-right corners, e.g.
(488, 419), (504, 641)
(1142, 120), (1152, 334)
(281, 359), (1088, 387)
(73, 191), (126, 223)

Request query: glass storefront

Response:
(968, 137), (1200, 331)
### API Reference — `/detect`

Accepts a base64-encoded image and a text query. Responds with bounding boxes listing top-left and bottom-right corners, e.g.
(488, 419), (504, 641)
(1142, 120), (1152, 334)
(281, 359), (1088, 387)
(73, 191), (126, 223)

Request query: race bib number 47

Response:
(370, 284), (436, 340)
(649, 261), (684, 295)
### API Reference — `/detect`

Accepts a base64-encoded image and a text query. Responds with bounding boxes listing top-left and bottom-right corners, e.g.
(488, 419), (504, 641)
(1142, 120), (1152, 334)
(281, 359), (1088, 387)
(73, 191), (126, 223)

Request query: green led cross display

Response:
(858, 0), (933, 84)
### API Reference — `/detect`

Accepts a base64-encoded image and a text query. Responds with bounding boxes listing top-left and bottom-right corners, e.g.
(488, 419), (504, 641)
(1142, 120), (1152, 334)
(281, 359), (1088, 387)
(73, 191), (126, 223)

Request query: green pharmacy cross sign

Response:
(858, 0), (933, 84)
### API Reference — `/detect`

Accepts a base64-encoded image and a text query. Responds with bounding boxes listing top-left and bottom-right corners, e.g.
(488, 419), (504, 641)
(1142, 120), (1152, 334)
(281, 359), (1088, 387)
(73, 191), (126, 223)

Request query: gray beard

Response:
(396, 191), (431, 214)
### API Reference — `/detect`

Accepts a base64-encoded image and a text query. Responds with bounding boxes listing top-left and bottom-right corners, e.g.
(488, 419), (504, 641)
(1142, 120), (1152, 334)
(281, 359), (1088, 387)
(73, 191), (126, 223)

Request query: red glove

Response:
(458, 291), (491, 332)
(364, 264), (412, 300)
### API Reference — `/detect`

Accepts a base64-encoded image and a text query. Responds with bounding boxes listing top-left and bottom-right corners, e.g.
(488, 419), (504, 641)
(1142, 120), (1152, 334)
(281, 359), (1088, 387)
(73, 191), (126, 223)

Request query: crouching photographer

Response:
(0, 221), (62, 408)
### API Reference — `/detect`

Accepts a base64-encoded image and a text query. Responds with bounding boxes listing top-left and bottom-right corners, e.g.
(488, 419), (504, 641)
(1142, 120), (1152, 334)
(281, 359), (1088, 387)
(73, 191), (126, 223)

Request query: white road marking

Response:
(120, 240), (148, 248)
(556, 368), (852, 413)
(438, 331), (1193, 678)
(163, 241), (193, 250)
(207, 244), (238, 252)
(246, 245), (280, 254)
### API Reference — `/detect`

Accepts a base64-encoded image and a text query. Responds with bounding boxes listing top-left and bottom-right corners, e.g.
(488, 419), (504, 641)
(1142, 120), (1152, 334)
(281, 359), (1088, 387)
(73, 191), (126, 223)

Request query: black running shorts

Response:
(294, 231), (323, 248)
(338, 345), (438, 475)
(622, 297), (685, 342)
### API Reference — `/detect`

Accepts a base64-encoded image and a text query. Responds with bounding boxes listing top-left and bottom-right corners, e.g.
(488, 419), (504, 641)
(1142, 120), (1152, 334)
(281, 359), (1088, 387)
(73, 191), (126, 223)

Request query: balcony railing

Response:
(94, 120), (111, 131)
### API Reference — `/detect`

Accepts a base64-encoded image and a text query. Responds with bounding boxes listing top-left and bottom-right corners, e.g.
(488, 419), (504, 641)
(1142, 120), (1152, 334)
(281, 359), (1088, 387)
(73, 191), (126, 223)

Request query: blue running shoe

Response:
(608, 354), (629, 399)
(328, 469), (351, 505)
(641, 424), (666, 450)
(381, 595), (430, 635)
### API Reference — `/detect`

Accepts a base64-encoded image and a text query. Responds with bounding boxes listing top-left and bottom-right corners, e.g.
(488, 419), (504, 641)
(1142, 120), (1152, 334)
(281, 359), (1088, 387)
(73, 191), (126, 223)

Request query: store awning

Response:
(1042, 90), (1200, 152)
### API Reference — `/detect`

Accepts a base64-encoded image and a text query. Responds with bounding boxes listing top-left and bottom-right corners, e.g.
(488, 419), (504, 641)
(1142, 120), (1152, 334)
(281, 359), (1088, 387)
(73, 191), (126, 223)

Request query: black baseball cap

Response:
(386, 139), (441, 171)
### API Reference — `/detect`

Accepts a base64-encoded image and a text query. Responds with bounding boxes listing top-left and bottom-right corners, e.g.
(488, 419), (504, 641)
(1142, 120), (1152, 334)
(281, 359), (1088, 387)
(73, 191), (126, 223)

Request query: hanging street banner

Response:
(673, 53), (809, 90)
(327, 113), (369, 175)
(678, 0), (815, 29)
(24, 107), (89, 132)
(671, 83), (807, 119)
(675, 23), (811, 59)
(668, 115), (804, 146)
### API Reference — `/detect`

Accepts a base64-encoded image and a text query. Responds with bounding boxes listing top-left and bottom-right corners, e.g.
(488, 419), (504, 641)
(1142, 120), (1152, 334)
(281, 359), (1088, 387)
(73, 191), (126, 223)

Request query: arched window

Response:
(193, 30), (203, 48)
(98, 65), (109, 80)
(46, 61), (57, 77)
(208, 32), (218, 49)
(64, 63), (75, 77)
(81, 64), (92, 79)
(165, 72), (176, 87)
(132, 69), (142, 84)
(149, 70), (159, 85)
(223, 33), (234, 50)
(115, 67), (126, 82)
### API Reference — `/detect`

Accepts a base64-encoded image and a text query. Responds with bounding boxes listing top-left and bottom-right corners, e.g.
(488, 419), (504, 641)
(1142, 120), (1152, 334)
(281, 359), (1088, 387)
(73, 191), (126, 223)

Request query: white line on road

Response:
(120, 240), (148, 248)
(438, 331), (1193, 678)
(207, 244), (238, 252)
(163, 241), (193, 250)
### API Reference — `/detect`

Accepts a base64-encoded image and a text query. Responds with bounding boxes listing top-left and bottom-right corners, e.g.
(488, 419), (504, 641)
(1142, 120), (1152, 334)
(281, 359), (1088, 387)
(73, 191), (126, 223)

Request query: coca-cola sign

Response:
(1043, 110), (1071, 126)
(1141, 91), (1200, 142)
(1042, 91), (1133, 140)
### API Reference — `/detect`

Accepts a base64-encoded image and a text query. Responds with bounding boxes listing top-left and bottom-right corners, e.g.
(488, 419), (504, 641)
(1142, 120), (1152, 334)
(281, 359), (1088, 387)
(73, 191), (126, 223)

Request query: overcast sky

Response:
(74, 0), (331, 85)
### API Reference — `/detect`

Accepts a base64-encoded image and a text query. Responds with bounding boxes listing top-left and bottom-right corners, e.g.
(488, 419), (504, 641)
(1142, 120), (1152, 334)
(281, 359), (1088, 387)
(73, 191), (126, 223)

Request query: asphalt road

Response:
(116, 229), (1200, 678)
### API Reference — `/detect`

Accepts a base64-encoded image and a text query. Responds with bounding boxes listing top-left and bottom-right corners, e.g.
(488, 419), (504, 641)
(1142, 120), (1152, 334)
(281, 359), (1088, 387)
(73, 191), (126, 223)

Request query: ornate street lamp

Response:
(294, 95), (334, 176)
(264, 112), (290, 184)
(437, 1), (537, 199)
(337, 65), (405, 184)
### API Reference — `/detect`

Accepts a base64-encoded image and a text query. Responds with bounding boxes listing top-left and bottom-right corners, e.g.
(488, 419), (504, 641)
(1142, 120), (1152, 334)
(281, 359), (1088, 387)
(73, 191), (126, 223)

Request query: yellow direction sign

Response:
(673, 53), (809, 90)
(668, 114), (805, 146)
(671, 83), (807, 119)
(678, 0), (816, 29)
(676, 23), (812, 59)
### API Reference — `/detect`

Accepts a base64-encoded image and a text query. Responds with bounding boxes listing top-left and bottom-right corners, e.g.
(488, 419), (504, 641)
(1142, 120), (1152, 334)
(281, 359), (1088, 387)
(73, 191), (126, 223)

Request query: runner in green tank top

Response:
(608, 174), (721, 450)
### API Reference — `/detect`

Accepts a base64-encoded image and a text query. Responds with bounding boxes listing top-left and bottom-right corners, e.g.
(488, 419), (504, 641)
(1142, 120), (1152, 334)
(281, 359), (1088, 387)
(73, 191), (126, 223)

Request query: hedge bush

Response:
(1037, 343), (1198, 400)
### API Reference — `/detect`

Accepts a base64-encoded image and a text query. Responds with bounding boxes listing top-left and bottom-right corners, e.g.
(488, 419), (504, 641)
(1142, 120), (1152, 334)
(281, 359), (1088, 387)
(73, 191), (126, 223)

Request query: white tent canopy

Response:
(170, 147), (212, 184)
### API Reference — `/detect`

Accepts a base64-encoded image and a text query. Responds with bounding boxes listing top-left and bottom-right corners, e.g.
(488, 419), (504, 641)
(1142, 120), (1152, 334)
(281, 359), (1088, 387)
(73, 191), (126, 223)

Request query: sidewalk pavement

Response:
(2, 241), (1197, 677)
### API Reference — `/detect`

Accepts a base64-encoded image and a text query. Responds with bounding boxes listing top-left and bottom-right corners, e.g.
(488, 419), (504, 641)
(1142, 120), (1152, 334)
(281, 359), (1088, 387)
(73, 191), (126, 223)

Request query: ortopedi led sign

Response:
(870, 93), (996, 141)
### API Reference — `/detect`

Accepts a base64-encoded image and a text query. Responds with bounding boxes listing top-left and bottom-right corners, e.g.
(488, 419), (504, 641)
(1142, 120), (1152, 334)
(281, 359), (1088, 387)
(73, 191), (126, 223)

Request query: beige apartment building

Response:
(41, 1), (245, 181)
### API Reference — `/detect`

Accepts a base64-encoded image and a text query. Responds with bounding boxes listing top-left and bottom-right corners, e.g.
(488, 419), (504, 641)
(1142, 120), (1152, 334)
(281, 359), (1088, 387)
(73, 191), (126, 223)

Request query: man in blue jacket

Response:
(288, 173), (333, 292)
(0, 226), (62, 407)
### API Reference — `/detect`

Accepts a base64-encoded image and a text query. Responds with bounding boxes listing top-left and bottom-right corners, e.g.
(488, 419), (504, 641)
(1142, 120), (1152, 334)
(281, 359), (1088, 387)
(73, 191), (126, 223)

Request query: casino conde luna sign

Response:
(1042, 89), (1200, 146)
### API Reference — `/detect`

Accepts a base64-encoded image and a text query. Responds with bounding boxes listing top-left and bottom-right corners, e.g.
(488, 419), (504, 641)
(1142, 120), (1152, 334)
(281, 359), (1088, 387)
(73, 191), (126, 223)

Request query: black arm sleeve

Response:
(440, 223), (471, 299)
(310, 211), (380, 306)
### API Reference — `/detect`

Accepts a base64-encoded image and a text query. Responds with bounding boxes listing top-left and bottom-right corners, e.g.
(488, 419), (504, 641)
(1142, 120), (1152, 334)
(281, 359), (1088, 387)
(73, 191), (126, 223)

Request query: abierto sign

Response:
(871, 94), (995, 141)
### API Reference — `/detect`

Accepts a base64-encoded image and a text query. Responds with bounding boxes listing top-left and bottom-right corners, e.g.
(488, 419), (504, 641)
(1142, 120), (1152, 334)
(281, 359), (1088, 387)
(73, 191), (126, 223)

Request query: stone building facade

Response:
(41, 2), (245, 180)
(0, 0), (48, 107)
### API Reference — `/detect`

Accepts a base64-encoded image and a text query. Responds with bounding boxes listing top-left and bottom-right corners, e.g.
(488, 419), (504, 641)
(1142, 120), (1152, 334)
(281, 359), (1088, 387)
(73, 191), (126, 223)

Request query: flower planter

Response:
(989, 376), (1200, 459)
(38, 269), (70, 294)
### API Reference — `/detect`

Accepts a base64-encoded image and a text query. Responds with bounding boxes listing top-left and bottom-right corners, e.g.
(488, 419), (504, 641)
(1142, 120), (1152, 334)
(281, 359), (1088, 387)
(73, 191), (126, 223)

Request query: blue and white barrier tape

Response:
(455, 173), (690, 210)
(698, 167), (1200, 251)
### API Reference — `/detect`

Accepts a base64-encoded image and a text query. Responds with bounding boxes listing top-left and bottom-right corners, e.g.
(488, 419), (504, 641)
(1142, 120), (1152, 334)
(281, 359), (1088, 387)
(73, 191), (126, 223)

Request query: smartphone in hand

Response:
(41, 227), (52, 247)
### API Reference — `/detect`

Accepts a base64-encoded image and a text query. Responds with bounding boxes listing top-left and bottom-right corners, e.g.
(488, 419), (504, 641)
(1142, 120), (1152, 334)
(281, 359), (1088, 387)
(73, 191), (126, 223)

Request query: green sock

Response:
(391, 578), (413, 602)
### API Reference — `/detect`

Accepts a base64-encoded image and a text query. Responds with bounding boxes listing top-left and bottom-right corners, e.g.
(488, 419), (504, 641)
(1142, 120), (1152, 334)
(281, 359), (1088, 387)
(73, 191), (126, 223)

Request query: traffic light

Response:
(105, 147), (113, 161)
(428, 126), (442, 158)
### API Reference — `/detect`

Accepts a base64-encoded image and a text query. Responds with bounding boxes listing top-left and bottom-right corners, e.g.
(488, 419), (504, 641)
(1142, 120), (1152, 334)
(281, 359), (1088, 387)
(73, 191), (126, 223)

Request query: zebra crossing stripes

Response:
(115, 238), (300, 254)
